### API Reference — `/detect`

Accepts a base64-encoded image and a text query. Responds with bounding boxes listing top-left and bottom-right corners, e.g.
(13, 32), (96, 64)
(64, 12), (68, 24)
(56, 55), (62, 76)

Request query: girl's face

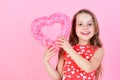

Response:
(76, 13), (95, 44)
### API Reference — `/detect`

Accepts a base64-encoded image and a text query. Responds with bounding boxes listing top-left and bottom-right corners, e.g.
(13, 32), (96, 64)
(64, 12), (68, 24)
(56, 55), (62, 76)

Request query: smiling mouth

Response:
(80, 32), (90, 36)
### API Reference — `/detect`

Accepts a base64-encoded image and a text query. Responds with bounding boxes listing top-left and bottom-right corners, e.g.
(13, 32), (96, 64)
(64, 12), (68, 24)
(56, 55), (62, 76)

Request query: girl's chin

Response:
(79, 36), (92, 41)
(81, 38), (90, 41)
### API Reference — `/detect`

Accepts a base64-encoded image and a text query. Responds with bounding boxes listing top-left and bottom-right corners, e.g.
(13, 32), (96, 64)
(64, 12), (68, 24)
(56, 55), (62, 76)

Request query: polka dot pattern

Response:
(63, 44), (98, 80)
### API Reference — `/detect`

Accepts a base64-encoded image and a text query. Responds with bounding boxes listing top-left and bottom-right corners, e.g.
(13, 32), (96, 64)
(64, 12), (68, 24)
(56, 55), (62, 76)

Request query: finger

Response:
(44, 47), (55, 55)
(47, 49), (56, 57)
(57, 39), (65, 44)
(57, 45), (63, 48)
(57, 37), (68, 44)
(45, 47), (49, 51)
(47, 47), (56, 52)
(59, 37), (66, 41)
(57, 42), (64, 49)
(57, 38), (63, 43)
(45, 45), (52, 51)
(49, 49), (56, 55)
(57, 41), (64, 46)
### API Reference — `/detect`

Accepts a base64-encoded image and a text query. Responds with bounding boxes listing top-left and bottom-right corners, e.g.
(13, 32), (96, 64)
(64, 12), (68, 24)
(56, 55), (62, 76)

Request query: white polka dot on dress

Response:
(78, 52), (82, 54)
(71, 71), (75, 74)
(86, 56), (90, 59)
(86, 50), (90, 53)
(81, 49), (85, 52)
(90, 54), (93, 56)
(76, 69), (79, 72)
(67, 55), (70, 58)
(88, 76), (91, 79)
(80, 73), (83, 76)
(67, 75), (71, 78)
(68, 61), (71, 64)
(77, 75), (80, 78)
(91, 73), (94, 76)
(83, 76), (87, 79)
(71, 66), (73, 68)
(67, 68), (70, 71)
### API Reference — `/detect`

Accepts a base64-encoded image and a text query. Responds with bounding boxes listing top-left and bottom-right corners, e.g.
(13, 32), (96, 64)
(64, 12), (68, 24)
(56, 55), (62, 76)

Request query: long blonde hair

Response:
(57, 9), (103, 80)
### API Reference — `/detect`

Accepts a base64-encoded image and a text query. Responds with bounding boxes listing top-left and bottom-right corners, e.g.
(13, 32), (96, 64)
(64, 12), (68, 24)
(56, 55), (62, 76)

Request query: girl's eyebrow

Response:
(88, 21), (93, 22)
(77, 20), (93, 23)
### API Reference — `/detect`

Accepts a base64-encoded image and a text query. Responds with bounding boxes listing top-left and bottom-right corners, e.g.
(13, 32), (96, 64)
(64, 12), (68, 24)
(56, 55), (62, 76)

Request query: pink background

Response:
(1, 0), (120, 80)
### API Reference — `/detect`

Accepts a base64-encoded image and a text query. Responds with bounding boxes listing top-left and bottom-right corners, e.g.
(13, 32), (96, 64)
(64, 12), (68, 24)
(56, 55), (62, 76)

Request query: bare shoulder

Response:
(89, 47), (104, 71)
(93, 47), (105, 59)
(96, 48), (104, 55)
(97, 47), (104, 52)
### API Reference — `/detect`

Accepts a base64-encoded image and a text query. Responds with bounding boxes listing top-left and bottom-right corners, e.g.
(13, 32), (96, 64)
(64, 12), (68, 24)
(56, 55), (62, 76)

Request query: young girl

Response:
(43, 9), (104, 80)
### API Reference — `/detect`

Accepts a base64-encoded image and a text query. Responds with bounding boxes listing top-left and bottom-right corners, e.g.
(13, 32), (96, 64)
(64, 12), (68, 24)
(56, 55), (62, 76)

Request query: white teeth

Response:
(81, 32), (90, 35)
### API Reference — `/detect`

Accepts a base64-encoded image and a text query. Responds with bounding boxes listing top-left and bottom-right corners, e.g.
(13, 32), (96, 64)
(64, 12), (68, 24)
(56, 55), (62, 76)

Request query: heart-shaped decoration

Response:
(31, 13), (71, 49)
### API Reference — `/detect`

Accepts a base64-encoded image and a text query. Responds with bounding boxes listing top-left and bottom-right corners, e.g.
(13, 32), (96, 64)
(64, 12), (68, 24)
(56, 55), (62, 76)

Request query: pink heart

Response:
(41, 23), (61, 40)
(31, 13), (71, 48)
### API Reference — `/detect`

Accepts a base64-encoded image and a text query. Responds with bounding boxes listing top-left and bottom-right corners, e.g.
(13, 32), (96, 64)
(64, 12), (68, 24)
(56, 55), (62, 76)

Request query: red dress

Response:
(63, 44), (98, 80)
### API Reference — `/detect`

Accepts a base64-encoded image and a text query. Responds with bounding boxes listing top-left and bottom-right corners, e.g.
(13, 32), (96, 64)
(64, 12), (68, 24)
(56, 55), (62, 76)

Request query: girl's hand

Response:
(43, 46), (56, 63)
(57, 37), (73, 54)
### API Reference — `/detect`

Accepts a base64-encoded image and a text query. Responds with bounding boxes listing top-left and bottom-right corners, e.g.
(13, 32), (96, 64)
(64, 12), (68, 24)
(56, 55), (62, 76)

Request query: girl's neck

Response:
(78, 40), (90, 45)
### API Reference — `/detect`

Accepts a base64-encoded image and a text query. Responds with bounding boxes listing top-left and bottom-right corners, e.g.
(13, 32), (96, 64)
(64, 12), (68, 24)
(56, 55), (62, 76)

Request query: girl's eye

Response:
(78, 23), (82, 26)
(88, 23), (93, 26)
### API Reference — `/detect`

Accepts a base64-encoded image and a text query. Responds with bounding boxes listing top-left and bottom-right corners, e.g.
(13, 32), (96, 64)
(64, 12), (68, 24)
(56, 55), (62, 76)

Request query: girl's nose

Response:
(83, 25), (88, 30)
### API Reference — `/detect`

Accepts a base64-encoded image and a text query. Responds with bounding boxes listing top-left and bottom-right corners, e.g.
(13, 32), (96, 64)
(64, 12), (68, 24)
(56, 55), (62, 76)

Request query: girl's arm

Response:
(43, 47), (64, 80)
(68, 47), (104, 73)
(56, 53), (64, 78)
(57, 37), (104, 73)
